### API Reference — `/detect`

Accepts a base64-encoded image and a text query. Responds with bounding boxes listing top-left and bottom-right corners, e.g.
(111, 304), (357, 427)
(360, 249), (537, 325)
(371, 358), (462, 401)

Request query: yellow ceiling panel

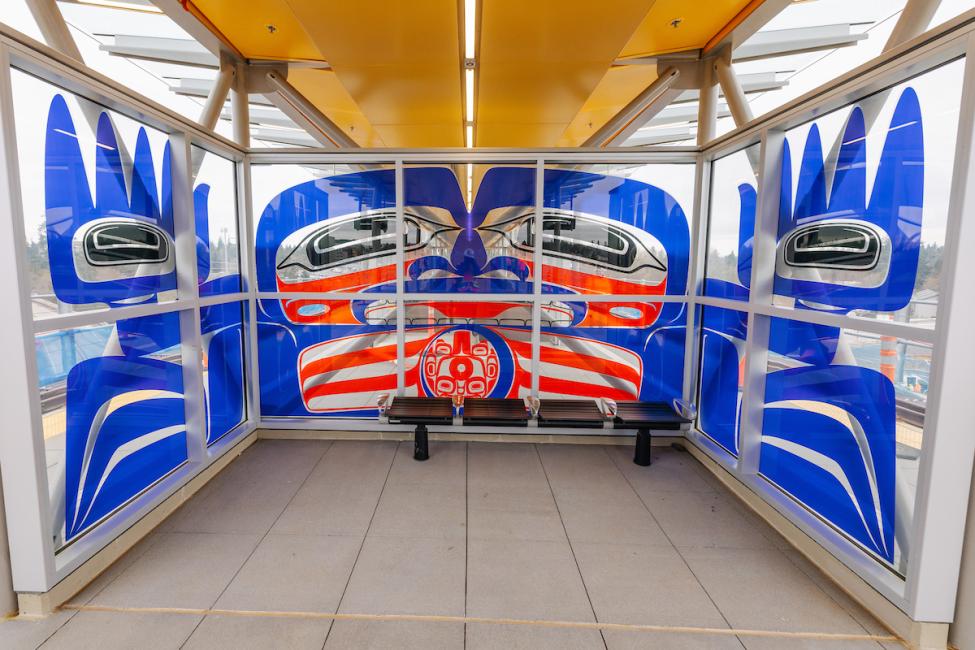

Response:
(190, 0), (323, 62)
(558, 65), (660, 146)
(619, 0), (754, 59)
(281, 0), (464, 147)
(286, 69), (385, 147)
(476, 0), (657, 147)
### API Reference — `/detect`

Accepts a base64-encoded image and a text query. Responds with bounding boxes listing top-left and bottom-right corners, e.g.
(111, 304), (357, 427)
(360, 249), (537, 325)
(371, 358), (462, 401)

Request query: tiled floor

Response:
(0, 439), (904, 649)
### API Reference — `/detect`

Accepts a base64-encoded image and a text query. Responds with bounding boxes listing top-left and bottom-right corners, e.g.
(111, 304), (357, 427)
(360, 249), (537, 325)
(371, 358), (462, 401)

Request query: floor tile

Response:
(215, 533), (362, 613)
(0, 611), (76, 650)
(467, 506), (566, 541)
(272, 479), (385, 537)
(466, 622), (603, 649)
(165, 441), (328, 534)
(603, 629), (745, 649)
(307, 441), (399, 486)
(89, 532), (261, 609)
(639, 491), (775, 550)
(182, 614), (330, 650)
(467, 482), (557, 512)
(339, 536), (465, 616)
(325, 619), (464, 649)
(739, 636), (885, 649)
(467, 538), (595, 621)
(607, 445), (718, 494)
(40, 611), (201, 650)
(65, 531), (163, 606)
(573, 542), (730, 628)
(368, 485), (466, 540)
(467, 442), (550, 489)
(554, 488), (671, 547)
(537, 444), (629, 493)
(680, 547), (870, 635)
(384, 441), (467, 489)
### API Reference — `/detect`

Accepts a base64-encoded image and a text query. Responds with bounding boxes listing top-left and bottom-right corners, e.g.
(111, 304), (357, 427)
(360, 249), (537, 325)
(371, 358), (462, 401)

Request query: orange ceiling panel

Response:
(281, 0), (464, 147)
(184, 0), (765, 148)
(557, 64), (661, 146)
(475, 0), (656, 147)
(286, 69), (386, 147)
(189, 0), (324, 62)
(619, 0), (758, 59)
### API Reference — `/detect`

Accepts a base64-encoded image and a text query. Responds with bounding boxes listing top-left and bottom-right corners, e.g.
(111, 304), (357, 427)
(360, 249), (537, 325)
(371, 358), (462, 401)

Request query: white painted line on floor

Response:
(59, 603), (905, 645)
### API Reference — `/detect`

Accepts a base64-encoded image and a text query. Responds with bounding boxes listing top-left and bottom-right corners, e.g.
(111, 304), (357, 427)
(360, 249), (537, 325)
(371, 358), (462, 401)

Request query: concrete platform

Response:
(0, 439), (903, 649)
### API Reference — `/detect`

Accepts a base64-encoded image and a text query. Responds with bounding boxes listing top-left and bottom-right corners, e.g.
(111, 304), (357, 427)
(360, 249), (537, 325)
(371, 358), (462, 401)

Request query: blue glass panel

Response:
(201, 301), (246, 444)
(59, 311), (187, 543)
(760, 317), (900, 564)
(697, 307), (747, 456)
(43, 94), (177, 308)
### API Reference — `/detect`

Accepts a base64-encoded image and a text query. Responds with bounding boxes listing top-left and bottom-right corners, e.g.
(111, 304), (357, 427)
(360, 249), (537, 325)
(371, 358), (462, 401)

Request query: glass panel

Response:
(760, 316), (929, 574)
(404, 163), (536, 294)
(38, 312), (186, 549)
(403, 300), (533, 399)
(252, 163), (396, 295)
(772, 60), (963, 329)
(537, 300), (685, 403)
(696, 307), (747, 456)
(542, 163), (695, 296)
(201, 301), (247, 445)
(704, 146), (759, 300)
(257, 295), (398, 417)
(194, 147), (242, 296)
(12, 69), (178, 318)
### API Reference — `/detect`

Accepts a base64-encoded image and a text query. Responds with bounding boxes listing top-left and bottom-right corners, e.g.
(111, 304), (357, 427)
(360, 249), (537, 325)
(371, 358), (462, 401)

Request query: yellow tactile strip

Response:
(61, 604), (905, 646)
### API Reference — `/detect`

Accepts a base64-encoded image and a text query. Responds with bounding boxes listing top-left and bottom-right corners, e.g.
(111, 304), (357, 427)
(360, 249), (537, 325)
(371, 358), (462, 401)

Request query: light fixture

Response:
(465, 0), (476, 59)
(465, 69), (475, 123)
(464, 0), (476, 148)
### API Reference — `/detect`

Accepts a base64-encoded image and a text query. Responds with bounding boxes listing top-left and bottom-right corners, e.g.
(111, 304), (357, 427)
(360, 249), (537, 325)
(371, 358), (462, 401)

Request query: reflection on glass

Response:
(696, 307), (747, 456)
(201, 302), (246, 445)
(704, 146), (759, 300)
(37, 312), (186, 549)
(13, 70), (177, 317)
(194, 147), (242, 296)
(760, 317), (928, 574)
(257, 296), (398, 418)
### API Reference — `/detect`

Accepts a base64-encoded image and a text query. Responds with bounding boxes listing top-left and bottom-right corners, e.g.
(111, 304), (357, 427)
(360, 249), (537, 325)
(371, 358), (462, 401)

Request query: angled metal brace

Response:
(264, 70), (357, 148)
(583, 67), (682, 147)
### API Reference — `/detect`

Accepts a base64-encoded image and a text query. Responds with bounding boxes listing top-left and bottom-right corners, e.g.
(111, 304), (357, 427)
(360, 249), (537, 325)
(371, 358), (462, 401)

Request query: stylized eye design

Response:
(275, 209), (459, 284)
(72, 218), (175, 283)
(776, 219), (891, 288)
(479, 209), (667, 276)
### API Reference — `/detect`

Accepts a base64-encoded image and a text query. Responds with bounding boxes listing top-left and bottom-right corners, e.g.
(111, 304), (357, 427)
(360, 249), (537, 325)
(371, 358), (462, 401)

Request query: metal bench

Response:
(380, 394), (690, 465)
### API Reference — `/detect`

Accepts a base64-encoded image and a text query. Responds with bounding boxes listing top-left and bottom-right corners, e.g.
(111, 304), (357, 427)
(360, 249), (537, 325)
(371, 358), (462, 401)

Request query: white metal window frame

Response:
(0, 11), (971, 625)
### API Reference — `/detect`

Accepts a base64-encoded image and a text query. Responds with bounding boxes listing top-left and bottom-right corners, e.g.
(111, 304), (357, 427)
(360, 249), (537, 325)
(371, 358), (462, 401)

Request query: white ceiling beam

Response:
(166, 78), (275, 106)
(28, 0), (83, 61)
(219, 105), (296, 129)
(251, 127), (318, 148)
(885, 0), (944, 51)
(648, 101), (730, 127)
(714, 57), (754, 127)
(198, 57), (234, 131)
(97, 34), (217, 68)
(671, 71), (790, 103)
(734, 23), (870, 62)
(624, 124), (694, 146)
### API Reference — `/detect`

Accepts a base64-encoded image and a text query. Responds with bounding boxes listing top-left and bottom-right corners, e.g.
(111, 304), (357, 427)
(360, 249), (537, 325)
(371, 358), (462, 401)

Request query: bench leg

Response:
(413, 424), (429, 461)
(633, 428), (652, 466)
